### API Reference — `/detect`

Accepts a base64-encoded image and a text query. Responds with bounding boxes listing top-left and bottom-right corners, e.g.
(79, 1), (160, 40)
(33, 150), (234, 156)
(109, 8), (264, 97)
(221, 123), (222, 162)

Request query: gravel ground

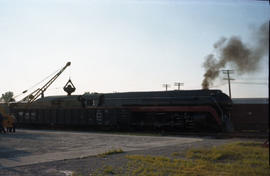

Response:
(0, 129), (257, 176)
(0, 129), (203, 168)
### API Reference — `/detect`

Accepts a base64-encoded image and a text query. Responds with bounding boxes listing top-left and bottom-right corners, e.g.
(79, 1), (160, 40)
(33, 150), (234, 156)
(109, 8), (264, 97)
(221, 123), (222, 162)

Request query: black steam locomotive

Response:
(10, 89), (233, 132)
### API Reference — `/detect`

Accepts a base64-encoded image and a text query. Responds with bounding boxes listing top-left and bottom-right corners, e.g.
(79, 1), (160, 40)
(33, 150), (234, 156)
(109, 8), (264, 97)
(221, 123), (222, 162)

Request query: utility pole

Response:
(162, 84), (170, 91)
(174, 82), (184, 90)
(222, 70), (234, 98)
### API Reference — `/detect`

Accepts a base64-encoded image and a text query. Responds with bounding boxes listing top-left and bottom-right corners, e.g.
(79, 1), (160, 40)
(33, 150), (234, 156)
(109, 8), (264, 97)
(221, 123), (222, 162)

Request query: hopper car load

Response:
(9, 89), (233, 132)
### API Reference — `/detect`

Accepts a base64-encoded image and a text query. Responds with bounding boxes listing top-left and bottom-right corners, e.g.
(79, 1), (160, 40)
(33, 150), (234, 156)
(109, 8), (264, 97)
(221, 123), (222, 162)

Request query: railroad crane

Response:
(20, 62), (74, 103)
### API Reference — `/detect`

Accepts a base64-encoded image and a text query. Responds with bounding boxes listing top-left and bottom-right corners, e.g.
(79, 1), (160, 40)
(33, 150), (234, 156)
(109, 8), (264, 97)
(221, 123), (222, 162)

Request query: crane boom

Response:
(21, 62), (71, 103)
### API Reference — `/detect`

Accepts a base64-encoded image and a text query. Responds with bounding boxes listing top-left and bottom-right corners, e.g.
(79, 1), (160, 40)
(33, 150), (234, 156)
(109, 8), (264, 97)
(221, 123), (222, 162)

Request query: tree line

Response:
(0, 91), (15, 103)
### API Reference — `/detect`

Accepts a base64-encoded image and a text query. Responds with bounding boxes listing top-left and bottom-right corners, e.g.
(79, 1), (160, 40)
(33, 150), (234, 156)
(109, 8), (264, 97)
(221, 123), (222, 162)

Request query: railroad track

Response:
(163, 131), (268, 139)
(16, 126), (268, 139)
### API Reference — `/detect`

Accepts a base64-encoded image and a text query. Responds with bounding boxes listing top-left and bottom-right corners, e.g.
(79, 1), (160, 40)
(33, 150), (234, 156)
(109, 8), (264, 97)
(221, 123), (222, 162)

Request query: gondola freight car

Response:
(9, 89), (233, 132)
(231, 98), (268, 132)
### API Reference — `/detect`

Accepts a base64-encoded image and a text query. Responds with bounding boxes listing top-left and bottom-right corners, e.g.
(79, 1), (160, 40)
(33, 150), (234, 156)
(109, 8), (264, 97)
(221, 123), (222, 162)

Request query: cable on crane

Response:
(13, 68), (61, 99)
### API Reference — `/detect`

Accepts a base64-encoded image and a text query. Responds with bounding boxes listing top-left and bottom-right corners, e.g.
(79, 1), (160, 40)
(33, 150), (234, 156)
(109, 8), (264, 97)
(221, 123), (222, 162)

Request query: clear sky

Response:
(0, 0), (269, 100)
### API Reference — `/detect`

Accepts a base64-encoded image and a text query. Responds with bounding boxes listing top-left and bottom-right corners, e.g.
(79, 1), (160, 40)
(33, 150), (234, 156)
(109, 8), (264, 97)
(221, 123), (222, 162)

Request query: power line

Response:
(233, 82), (268, 85)
(236, 77), (268, 81)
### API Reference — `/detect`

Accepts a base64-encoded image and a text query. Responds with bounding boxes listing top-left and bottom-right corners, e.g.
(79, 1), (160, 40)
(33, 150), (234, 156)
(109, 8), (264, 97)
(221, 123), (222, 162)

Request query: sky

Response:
(0, 0), (269, 100)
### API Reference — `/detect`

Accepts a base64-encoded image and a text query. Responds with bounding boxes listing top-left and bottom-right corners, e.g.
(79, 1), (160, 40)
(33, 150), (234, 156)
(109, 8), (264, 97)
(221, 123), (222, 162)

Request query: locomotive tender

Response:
(10, 89), (233, 132)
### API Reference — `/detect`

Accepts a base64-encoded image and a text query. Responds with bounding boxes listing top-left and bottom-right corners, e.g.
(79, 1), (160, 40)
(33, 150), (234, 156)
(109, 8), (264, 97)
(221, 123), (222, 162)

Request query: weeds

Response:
(74, 142), (270, 176)
(71, 171), (84, 176)
(124, 141), (269, 176)
(103, 165), (115, 174)
(171, 152), (181, 156)
(98, 148), (124, 157)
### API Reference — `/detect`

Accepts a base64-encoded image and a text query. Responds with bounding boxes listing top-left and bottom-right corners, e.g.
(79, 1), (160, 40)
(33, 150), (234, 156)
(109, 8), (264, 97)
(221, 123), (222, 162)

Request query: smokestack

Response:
(201, 22), (269, 89)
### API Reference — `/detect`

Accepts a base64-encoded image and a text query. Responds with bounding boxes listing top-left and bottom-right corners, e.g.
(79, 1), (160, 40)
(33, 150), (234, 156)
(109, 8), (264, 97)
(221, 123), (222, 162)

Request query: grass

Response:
(91, 165), (125, 176)
(124, 141), (269, 176)
(171, 152), (181, 157)
(103, 165), (115, 174)
(71, 172), (83, 176)
(97, 148), (124, 157)
(72, 141), (270, 176)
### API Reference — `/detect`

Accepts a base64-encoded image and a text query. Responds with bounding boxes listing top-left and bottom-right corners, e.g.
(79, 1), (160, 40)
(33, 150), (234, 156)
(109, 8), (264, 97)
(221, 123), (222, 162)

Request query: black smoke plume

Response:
(202, 22), (268, 89)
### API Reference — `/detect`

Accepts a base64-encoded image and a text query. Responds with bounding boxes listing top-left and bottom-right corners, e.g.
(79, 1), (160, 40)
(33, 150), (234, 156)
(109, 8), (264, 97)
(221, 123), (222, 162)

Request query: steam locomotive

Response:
(9, 89), (233, 132)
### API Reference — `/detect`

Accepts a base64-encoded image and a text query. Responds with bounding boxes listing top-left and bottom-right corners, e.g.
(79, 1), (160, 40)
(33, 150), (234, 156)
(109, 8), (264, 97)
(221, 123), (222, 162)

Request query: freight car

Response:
(231, 98), (268, 132)
(9, 89), (233, 132)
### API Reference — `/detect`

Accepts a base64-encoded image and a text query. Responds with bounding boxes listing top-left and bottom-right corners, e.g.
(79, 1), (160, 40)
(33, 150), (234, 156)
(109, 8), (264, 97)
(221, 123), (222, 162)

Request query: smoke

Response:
(202, 22), (269, 89)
